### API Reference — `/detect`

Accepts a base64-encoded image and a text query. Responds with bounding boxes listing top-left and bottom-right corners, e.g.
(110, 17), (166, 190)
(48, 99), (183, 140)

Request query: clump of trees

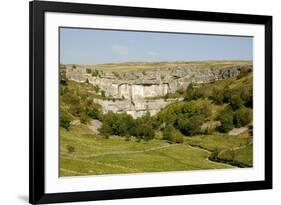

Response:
(99, 112), (156, 141)
(218, 105), (252, 133)
(157, 100), (212, 136)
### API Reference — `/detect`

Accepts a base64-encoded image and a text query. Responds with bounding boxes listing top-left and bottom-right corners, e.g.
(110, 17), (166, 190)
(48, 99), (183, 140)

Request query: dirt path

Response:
(228, 127), (248, 136)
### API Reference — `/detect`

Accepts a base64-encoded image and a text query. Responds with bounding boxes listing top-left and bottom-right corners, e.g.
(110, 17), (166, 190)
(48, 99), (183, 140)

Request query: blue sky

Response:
(60, 27), (253, 65)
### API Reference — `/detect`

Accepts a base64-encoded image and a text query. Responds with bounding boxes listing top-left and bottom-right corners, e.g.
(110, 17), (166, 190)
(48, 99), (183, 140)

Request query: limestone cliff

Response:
(64, 61), (252, 118)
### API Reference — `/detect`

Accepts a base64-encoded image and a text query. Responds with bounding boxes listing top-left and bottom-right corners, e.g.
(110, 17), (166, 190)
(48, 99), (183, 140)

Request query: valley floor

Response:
(59, 124), (252, 177)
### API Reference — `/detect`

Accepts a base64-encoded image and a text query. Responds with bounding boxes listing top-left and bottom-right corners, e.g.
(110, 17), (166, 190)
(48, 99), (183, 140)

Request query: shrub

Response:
(86, 68), (92, 74)
(218, 109), (234, 133)
(211, 88), (224, 104)
(87, 104), (101, 119)
(170, 132), (184, 143)
(184, 83), (203, 101)
(80, 113), (90, 124)
(91, 69), (99, 77)
(93, 85), (100, 93)
(99, 122), (112, 137)
(67, 145), (75, 153)
(229, 95), (244, 110)
(234, 106), (253, 127)
(179, 115), (204, 136)
(101, 90), (106, 97)
(141, 124), (155, 141)
(60, 111), (72, 130)
(69, 103), (84, 117)
(240, 86), (253, 108)
(163, 125), (183, 143)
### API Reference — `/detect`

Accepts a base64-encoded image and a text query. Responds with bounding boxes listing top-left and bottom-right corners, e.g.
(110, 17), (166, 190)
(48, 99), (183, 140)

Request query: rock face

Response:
(93, 98), (183, 118)
(64, 62), (252, 118)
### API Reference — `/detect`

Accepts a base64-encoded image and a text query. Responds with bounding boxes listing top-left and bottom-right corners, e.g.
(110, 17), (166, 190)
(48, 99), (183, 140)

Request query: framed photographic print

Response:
(29, 0), (272, 204)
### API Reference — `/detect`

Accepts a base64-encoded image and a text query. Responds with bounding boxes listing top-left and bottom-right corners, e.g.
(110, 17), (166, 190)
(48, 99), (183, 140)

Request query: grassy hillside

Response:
(60, 125), (233, 176)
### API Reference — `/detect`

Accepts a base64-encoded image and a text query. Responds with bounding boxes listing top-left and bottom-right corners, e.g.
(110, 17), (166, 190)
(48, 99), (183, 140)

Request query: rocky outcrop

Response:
(64, 62), (252, 118)
(93, 98), (183, 118)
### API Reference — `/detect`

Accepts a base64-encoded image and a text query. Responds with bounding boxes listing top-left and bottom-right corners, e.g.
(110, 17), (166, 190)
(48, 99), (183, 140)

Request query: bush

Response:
(93, 85), (100, 93)
(87, 104), (101, 120)
(60, 111), (72, 130)
(101, 90), (106, 97)
(218, 109), (234, 133)
(240, 86), (253, 108)
(170, 132), (184, 143)
(211, 88), (224, 104)
(177, 115), (204, 136)
(67, 145), (75, 153)
(86, 68), (92, 74)
(184, 83), (203, 101)
(92, 70), (99, 77)
(99, 122), (112, 137)
(80, 113), (90, 124)
(163, 125), (183, 143)
(229, 95), (244, 110)
(234, 106), (253, 127)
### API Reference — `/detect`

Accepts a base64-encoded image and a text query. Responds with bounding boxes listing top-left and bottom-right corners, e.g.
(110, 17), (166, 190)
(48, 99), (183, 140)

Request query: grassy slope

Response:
(60, 125), (232, 176)
(218, 144), (253, 167)
(184, 135), (253, 167)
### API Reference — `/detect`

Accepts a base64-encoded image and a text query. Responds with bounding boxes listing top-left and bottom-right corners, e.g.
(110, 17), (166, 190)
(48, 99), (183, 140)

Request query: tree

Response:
(163, 125), (183, 143)
(60, 111), (71, 130)
(86, 68), (92, 74)
(101, 90), (106, 97)
(184, 83), (203, 101)
(91, 69), (99, 77)
(240, 86), (253, 108)
(99, 122), (112, 138)
(87, 103), (101, 119)
(211, 87), (224, 104)
(80, 113), (89, 124)
(229, 95), (244, 110)
(93, 85), (100, 93)
(218, 109), (234, 133)
(234, 106), (253, 127)
(186, 115), (204, 136)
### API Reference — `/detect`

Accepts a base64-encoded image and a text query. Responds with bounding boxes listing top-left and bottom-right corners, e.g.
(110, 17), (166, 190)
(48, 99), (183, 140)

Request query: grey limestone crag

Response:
(64, 62), (252, 118)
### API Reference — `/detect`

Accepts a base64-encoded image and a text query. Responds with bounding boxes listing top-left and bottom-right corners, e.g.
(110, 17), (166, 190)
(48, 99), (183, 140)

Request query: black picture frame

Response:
(29, 0), (272, 204)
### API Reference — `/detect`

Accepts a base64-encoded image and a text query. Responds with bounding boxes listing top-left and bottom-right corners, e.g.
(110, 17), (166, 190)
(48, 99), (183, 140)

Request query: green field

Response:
(60, 125), (236, 177)
(185, 135), (253, 167)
